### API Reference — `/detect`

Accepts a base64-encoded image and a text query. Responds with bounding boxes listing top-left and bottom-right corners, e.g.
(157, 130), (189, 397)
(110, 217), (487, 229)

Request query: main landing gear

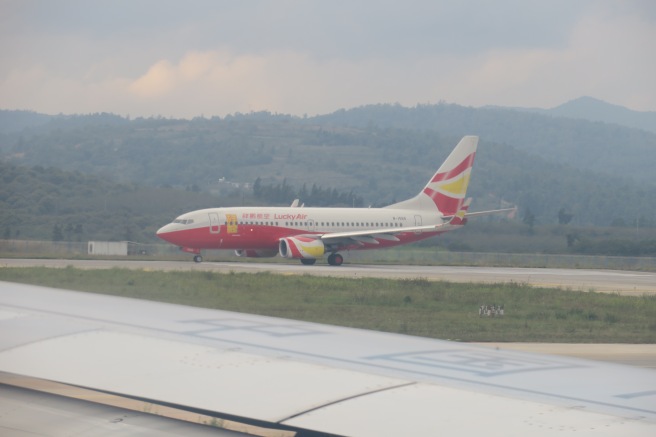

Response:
(298, 253), (343, 266)
(193, 255), (203, 263)
(327, 253), (344, 266)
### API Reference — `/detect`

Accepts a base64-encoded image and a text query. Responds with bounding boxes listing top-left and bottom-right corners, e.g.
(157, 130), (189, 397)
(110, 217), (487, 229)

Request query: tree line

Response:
(253, 177), (364, 207)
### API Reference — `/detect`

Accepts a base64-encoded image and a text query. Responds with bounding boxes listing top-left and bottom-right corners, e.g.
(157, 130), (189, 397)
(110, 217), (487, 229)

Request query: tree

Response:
(558, 208), (574, 225)
(299, 183), (308, 202)
(253, 177), (262, 198)
(52, 224), (63, 241)
(523, 208), (536, 234)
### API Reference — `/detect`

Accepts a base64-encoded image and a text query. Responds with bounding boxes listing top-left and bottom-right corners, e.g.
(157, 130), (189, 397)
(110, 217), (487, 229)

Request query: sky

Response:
(1, 0), (655, 118)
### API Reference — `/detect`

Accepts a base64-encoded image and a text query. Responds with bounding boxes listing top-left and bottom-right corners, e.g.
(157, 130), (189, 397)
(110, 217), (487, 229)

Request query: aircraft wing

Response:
(1, 281), (655, 436)
(319, 219), (454, 245)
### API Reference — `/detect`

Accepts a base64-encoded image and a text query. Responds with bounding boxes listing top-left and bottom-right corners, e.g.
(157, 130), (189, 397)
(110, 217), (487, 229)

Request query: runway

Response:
(2, 258), (655, 295)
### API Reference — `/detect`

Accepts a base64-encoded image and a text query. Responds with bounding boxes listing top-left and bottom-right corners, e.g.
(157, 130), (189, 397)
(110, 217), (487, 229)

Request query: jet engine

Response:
(279, 236), (325, 259)
(234, 249), (278, 258)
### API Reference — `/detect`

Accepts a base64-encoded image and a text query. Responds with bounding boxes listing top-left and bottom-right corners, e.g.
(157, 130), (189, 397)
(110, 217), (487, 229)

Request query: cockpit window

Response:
(173, 219), (194, 225)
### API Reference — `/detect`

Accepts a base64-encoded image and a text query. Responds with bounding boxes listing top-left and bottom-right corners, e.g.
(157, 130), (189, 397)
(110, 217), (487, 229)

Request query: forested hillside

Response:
(0, 161), (368, 242)
(1, 105), (655, 230)
(0, 162), (225, 242)
(314, 103), (656, 184)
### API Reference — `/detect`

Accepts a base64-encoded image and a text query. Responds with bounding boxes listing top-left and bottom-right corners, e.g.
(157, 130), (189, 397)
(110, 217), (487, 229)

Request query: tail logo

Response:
(423, 152), (475, 215)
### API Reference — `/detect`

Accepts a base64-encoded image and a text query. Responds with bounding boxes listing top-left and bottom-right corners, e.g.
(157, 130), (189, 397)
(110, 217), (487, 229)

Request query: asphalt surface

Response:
(2, 258), (655, 295)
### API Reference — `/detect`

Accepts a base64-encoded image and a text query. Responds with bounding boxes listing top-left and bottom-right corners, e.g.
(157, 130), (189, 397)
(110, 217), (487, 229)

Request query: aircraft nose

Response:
(156, 223), (176, 242)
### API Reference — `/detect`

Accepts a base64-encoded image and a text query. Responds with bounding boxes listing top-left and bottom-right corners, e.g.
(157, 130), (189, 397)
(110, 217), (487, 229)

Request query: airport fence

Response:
(0, 239), (179, 257)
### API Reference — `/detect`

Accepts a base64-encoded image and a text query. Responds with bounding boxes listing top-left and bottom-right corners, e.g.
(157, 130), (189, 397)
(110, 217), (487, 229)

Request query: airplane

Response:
(156, 136), (514, 265)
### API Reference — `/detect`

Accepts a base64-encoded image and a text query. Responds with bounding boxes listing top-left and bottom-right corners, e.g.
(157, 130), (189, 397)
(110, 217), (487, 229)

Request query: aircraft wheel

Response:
(193, 255), (203, 263)
(327, 253), (343, 266)
(300, 258), (316, 265)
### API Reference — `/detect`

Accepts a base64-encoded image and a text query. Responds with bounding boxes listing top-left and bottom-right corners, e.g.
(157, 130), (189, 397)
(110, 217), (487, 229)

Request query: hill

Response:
(541, 97), (656, 134)
(1, 106), (655, 228)
(0, 161), (226, 242)
(313, 102), (656, 184)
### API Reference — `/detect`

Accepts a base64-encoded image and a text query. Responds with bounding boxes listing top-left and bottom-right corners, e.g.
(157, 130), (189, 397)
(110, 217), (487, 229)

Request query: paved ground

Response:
(2, 258), (655, 295)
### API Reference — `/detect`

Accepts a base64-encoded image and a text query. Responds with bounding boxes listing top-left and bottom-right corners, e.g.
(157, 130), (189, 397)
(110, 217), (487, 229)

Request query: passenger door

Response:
(209, 212), (220, 234)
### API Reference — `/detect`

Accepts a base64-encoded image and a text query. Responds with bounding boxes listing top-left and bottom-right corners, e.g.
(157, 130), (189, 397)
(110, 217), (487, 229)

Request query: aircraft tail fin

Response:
(386, 135), (478, 215)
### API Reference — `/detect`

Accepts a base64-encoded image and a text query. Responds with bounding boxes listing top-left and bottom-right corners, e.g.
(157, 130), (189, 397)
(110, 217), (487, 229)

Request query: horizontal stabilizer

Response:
(465, 206), (517, 218)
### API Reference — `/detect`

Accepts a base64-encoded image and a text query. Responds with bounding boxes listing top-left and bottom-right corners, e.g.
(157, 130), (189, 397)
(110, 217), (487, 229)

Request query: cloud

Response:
(426, 7), (656, 110)
(1, 1), (654, 116)
(129, 60), (176, 98)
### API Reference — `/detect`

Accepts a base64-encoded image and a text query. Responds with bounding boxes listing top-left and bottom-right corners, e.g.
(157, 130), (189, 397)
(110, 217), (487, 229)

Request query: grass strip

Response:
(1, 266), (655, 343)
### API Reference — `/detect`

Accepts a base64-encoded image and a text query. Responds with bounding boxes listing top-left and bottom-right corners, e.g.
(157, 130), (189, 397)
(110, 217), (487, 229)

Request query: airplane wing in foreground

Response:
(1, 281), (655, 436)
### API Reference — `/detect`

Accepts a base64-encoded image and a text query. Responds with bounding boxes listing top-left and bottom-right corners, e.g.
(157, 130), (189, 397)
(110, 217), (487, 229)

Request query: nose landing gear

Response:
(180, 247), (202, 263)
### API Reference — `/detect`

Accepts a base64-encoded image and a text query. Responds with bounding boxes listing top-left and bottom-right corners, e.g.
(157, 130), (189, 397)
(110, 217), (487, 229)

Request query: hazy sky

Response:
(1, 0), (655, 118)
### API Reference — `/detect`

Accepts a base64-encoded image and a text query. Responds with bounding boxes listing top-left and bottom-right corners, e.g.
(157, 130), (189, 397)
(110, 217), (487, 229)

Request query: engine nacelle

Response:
(279, 236), (325, 259)
(234, 249), (278, 258)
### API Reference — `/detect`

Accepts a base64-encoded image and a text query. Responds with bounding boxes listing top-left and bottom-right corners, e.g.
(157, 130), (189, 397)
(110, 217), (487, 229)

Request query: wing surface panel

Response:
(1, 281), (655, 436)
(0, 329), (407, 423)
(285, 382), (655, 436)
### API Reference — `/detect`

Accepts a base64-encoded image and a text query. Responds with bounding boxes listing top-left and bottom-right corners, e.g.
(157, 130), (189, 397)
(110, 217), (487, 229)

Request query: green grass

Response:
(1, 267), (655, 343)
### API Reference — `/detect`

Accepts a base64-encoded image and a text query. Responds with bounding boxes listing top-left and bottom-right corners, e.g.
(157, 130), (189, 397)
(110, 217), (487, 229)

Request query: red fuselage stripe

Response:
(159, 224), (441, 251)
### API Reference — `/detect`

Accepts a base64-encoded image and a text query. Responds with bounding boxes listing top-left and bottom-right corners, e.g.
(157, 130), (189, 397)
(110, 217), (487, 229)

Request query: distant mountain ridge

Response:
(490, 96), (656, 134)
(3, 96), (654, 135)
(1, 106), (655, 227)
(0, 110), (54, 134)
(3, 98), (656, 226)
(313, 102), (656, 185)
